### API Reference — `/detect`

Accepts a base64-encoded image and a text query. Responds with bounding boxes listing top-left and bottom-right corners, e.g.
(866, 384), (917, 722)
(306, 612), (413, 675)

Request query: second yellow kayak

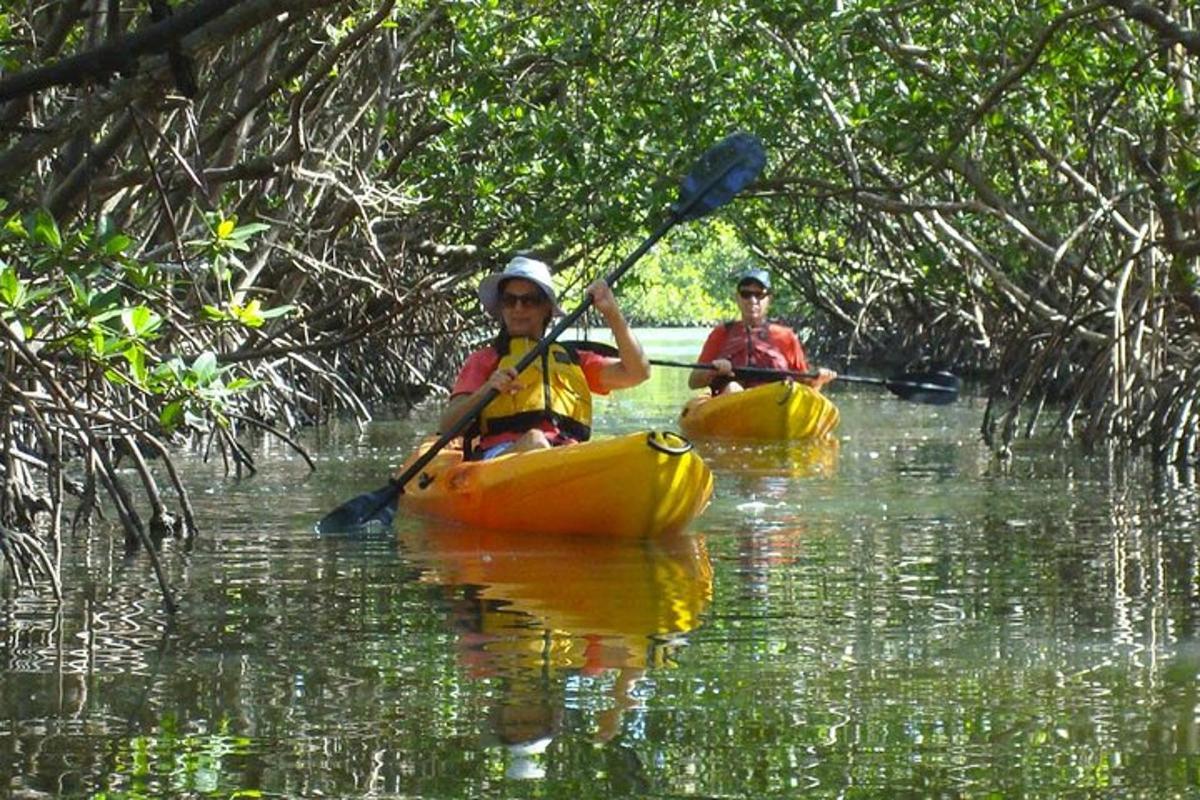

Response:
(679, 381), (840, 441)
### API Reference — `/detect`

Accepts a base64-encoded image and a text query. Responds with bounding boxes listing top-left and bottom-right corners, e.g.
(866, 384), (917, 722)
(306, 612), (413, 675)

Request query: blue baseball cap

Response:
(735, 267), (771, 290)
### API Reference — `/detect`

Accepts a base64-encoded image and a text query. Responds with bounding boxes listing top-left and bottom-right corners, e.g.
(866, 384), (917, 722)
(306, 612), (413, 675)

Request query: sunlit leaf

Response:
(228, 222), (270, 241)
(103, 234), (133, 255)
(31, 208), (61, 250)
(192, 351), (219, 383)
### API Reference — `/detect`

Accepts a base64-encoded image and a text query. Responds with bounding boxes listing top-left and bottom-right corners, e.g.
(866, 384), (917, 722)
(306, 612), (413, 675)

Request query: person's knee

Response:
(514, 429), (552, 451)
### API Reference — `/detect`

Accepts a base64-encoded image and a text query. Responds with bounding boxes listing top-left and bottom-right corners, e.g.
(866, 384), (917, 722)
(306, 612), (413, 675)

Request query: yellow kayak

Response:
(679, 381), (840, 441)
(396, 431), (713, 537)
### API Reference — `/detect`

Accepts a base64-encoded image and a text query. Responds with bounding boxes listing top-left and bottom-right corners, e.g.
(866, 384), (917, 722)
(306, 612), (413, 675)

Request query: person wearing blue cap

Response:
(688, 267), (836, 394)
(440, 256), (650, 458)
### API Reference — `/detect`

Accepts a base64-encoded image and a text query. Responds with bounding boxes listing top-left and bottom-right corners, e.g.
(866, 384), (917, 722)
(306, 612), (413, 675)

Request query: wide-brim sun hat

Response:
(478, 256), (566, 319)
(735, 267), (771, 290)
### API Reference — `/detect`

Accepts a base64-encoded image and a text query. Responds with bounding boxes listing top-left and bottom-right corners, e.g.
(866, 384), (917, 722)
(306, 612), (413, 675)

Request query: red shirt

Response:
(451, 345), (614, 448)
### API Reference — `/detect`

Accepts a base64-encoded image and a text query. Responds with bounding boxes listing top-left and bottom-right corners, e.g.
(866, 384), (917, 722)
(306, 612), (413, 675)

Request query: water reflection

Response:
(398, 526), (712, 778)
(698, 439), (841, 533)
(701, 437), (840, 482)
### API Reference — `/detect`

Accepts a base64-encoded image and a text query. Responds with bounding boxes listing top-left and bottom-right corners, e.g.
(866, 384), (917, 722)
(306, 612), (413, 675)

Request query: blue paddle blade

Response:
(672, 132), (767, 222)
(314, 481), (399, 534)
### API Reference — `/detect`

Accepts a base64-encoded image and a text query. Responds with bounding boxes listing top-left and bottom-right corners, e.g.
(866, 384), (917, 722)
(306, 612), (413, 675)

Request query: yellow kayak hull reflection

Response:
(402, 527), (714, 672)
(396, 431), (713, 537)
(704, 436), (841, 481)
(679, 381), (840, 441)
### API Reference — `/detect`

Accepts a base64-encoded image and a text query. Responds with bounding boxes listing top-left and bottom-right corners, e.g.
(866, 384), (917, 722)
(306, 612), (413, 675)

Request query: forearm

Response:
(599, 306), (650, 387)
(809, 367), (836, 390)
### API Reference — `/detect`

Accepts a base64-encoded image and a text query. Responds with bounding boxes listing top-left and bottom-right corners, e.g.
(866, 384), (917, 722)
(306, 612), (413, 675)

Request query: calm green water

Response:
(4, 329), (1200, 798)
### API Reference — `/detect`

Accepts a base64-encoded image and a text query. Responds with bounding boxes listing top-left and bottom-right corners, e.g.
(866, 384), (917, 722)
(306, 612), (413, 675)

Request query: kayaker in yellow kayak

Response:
(687, 267), (837, 395)
(439, 256), (650, 459)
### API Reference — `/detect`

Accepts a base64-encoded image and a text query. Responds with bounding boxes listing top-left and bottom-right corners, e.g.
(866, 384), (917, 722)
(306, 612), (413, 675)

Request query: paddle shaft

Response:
(385, 155), (751, 501)
(650, 358), (853, 384)
(392, 219), (674, 491)
(651, 359), (960, 395)
(315, 134), (767, 533)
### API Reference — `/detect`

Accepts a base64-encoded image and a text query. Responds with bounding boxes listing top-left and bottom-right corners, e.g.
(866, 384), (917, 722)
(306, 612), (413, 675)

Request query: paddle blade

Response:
(884, 371), (962, 405)
(672, 132), (767, 222)
(314, 481), (398, 534)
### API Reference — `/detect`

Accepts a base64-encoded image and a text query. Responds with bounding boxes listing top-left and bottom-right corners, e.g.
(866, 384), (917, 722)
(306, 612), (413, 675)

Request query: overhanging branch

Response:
(1106, 0), (1200, 57)
(0, 0), (240, 104)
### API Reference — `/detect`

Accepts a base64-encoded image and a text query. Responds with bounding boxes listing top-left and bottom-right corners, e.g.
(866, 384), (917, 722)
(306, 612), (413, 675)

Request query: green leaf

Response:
(4, 214), (27, 238)
(0, 265), (23, 307)
(159, 399), (185, 432)
(228, 222), (270, 241)
(230, 299), (264, 327)
(103, 234), (133, 255)
(31, 208), (62, 250)
(225, 377), (261, 391)
(67, 274), (90, 307)
(192, 351), (219, 384)
(258, 303), (295, 320)
(124, 345), (147, 384)
(152, 357), (186, 383)
(122, 305), (162, 337)
(103, 367), (128, 386)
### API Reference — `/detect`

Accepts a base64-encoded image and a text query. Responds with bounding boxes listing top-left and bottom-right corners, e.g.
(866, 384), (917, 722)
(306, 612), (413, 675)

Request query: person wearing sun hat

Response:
(439, 255), (649, 459)
(688, 266), (836, 395)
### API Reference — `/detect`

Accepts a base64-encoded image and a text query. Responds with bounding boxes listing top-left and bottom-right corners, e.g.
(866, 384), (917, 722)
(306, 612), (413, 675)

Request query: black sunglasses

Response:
(501, 291), (547, 309)
(738, 288), (769, 300)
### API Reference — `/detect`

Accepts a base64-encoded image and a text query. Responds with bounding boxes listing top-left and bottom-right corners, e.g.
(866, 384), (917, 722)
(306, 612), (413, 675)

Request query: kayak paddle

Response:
(315, 132), (767, 534)
(563, 341), (960, 405)
(653, 359), (961, 405)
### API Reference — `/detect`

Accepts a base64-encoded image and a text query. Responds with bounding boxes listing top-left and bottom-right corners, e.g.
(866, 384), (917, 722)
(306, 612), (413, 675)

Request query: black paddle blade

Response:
(314, 481), (398, 535)
(884, 371), (962, 405)
(672, 132), (767, 222)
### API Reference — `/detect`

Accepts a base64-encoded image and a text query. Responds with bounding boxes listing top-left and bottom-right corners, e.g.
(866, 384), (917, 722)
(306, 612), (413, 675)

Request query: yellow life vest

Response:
(478, 337), (593, 442)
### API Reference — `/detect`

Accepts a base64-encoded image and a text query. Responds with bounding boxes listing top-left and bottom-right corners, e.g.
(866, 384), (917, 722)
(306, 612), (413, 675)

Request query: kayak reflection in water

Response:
(438, 256), (649, 460)
(402, 527), (713, 781)
(688, 267), (836, 395)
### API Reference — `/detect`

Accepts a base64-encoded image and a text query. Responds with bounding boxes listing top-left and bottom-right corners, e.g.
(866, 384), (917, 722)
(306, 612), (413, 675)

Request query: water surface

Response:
(3, 329), (1199, 798)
